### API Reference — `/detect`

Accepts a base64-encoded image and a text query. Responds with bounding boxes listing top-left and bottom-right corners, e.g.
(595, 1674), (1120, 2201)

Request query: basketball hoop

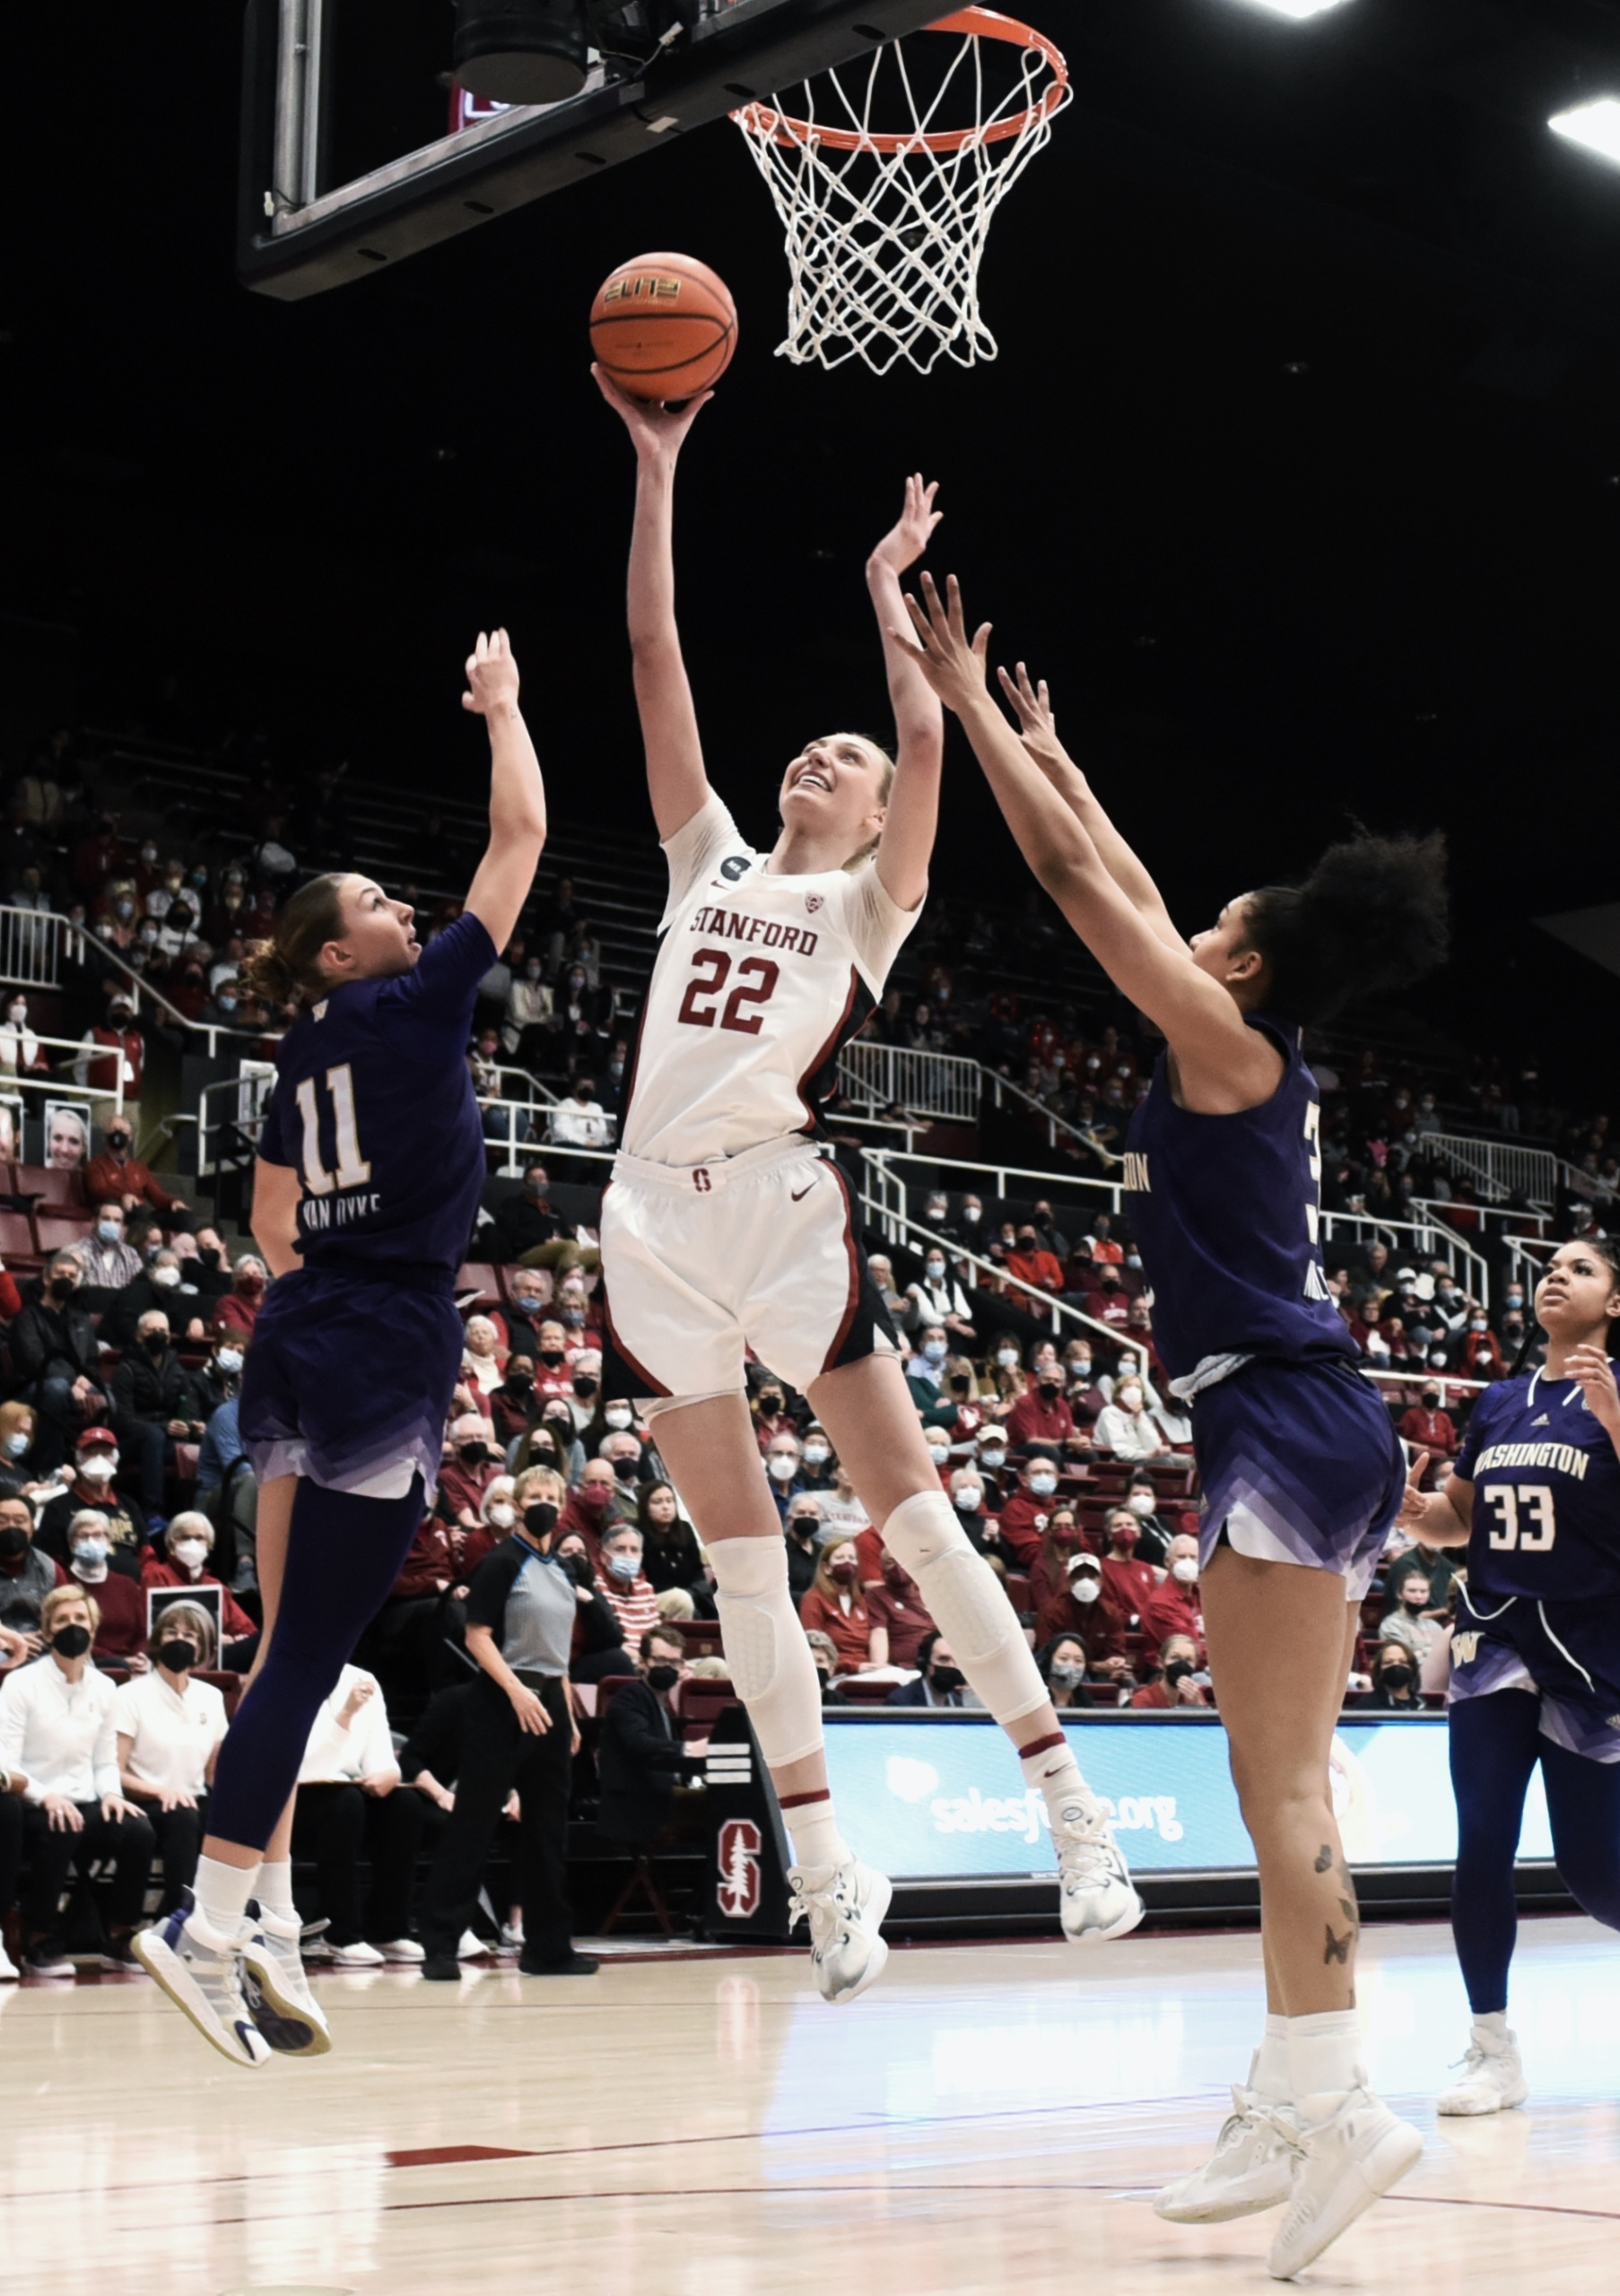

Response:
(730, 7), (1069, 376)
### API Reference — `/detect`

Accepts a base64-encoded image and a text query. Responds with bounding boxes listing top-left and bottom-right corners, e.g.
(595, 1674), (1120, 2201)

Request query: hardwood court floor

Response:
(2, 1916), (1616, 2296)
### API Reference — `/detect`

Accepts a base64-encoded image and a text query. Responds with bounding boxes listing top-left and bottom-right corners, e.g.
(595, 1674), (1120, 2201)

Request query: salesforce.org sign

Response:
(820, 1713), (1555, 1878)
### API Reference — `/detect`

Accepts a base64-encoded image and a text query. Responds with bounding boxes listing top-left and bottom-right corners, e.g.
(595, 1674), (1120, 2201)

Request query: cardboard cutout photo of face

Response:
(45, 1101), (89, 1171)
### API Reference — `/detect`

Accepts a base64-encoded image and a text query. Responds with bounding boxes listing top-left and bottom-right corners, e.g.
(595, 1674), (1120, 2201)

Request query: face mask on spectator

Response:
(646, 1662), (681, 1692)
(173, 1539), (208, 1570)
(612, 1457), (639, 1484)
(572, 1374), (597, 1400)
(921, 1340), (948, 1369)
(928, 1663), (964, 1692)
(1380, 1661), (1415, 1691)
(3, 1431), (27, 1460)
(979, 1445), (1006, 1471)
(954, 1483), (982, 1512)
(538, 1345), (564, 1367)
(1037, 1377), (1060, 1401)
(962, 1205), (980, 1224)
(1469, 1318), (1487, 1334)
(1163, 1657), (1194, 1689)
(159, 1637), (197, 1673)
(997, 1346), (1020, 1370)
(605, 1549), (640, 1580)
(0, 1525), (28, 1558)
(79, 1454), (117, 1483)
(576, 1483), (610, 1515)
(524, 1502), (558, 1542)
(457, 1439), (491, 1466)
(768, 1453), (798, 1483)
(50, 1270), (77, 1300)
(560, 1306), (586, 1330)
(802, 1441), (830, 1467)
(1050, 1660), (1085, 1686)
(52, 1623), (91, 1658)
(1171, 1556), (1198, 1585)
(1067, 1569), (1102, 1604)
(1128, 1492), (1155, 1518)
(1125, 1252), (1142, 1269)
(829, 1559), (858, 1585)
(604, 1404), (633, 1431)
(73, 1539), (109, 1574)
(1027, 1470), (1058, 1498)
(1421, 1389), (1440, 1409)
(96, 1218), (121, 1244)
(925, 1259), (945, 1283)
(238, 1269), (266, 1296)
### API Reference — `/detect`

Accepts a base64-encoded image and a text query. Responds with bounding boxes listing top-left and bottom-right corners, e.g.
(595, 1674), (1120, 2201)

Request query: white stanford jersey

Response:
(619, 791), (920, 1167)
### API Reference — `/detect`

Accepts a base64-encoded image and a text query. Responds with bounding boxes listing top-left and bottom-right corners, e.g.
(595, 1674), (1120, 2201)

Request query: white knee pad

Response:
(707, 1536), (825, 1770)
(883, 1490), (1048, 1726)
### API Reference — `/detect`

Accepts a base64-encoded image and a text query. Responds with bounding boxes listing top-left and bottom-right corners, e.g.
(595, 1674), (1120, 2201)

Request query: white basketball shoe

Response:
(1153, 2067), (1299, 2222)
(1263, 2086), (1424, 2279)
(1051, 1796), (1144, 1942)
(1437, 2022), (1529, 2116)
(133, 1891), (271, 2069)
(788, 1857), (893, 2004)
(240, 1900), (333, 2057)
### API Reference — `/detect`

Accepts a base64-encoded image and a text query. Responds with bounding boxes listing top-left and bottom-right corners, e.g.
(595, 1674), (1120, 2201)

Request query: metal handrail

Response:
(0, 905), (262, 1059)
(987, 1067), (1124, 1166)
(858, 1148), (1150, 1372)
(847, 1142), (1126, 1218)
(837, 1040), (980, 1124)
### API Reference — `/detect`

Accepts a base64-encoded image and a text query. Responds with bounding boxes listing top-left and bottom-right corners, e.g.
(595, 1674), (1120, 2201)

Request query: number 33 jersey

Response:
(1456, 1365), (1620, 1604)
(620, 790), (920, 1167)
(257, 910), (496, 1275)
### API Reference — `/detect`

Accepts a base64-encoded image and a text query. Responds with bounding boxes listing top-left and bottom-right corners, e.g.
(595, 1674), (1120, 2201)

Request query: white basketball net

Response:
(731, 13), (1069, 376)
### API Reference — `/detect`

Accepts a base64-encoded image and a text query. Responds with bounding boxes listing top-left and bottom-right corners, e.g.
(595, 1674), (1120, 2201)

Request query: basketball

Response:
(589, 251), (737, 402)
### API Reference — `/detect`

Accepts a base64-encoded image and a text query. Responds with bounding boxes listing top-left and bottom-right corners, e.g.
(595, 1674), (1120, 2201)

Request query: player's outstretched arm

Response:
(867, 474), (945, 913)
(594, 365), (713, 843)
(898, 573), (1277, 1114)
(461, 630), (547, 952)
(997, 663), (1183, 955)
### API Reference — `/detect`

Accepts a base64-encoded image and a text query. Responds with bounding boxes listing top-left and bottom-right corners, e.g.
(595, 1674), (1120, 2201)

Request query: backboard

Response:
(239, 0), (953, 300)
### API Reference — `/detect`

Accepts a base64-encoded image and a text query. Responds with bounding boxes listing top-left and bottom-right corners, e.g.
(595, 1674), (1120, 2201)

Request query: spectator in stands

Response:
(494, 1165), (594, 1274)
(74, 991), (144, 1133)
(497, 1267), (553, 1358)
(0, 1405), (43, 1504)
(1397, 1381), (1458, 1462)
(82, 1201), (142, 1292)
(799, 1539), (875, 1671)
(596, 1624), (707, 1855)
(1093, 1370), (1176, 1463)
(1120, 1472), (1177, 1569)
(1006, 1222), (1066, 1300)
(594, 1522), (661, 1647)
(0, 993), (48, 1083)
(421, 1498), (595, 1979)
(1455, 1312), (1505, 1381)
(64, 1508), (148, 1666)
(1088, 1212), (1123, 1265)
(549, 1074), (612, 1175)
(192, 1328), (244, 1426)
(459, 1314), (505, 1405)
(141, 1513), (257, 1665)
(903, 1246), (978, 1344)
(1384, 1531), (1459, 1614)
(600, 1428), (650, 1507)
(784, 1494), (828, 1602)
(638, 1481), (708, 1608)
(502, 953), (553, 1060)
(867, 1552), (935, 1670)
(292, 1665), (426, 1964)
(749, 1378), (796, 1456)
(764, 1429), (806, 1519)
(0, 1583), (155, 1974)
(109, 1309), (205, 1510)
(189, 1228), (234, 1308)
(107, 1244), (206, 1347)
(1026, 1502), (1084, 1613)
(1038, 1628), (1126, 1709)
(885, 1629), (978, 1708)
(1365, 1640), (1424, 1711)
(11, 1253), (107, 1476)
(1005, 1360), (1087, 1457)
(798, 1427), (836, 1492)
(806, 1628), (849, 1701)
(993, 1447), (1063, 1566)
(904, 1322), (952, 1413)
(38, 1428), (146, 1571)
(865, 1253), (908, 1326)
(490, 1354), (539, 1449)
(1036, 1538), (1131, 1653)
(1131, 1633), (1211, 1710)
(114, 1600), (228, 1913)
(1138, 1534), (1205, 1664)
(1379, 1571), (1445, 1668)
(0, 1495), (60, 1647)
(213, 1254), (266, 1335)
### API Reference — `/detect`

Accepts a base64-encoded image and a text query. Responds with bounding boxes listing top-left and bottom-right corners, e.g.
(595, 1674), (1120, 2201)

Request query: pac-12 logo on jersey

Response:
(806, 894), (823, 915)
(716, 1818), (763, 1919)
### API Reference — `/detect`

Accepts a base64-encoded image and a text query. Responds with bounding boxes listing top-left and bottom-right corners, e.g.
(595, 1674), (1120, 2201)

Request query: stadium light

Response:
(1228, 0), (1352, 18)
(1549, 98), (1620, 166)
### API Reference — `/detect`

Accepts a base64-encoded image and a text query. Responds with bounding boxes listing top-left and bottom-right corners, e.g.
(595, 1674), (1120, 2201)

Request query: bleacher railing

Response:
(858, 1148), (1151, 1373)
(838, 1041), (980, 1124)
(985, 1068), (1122, 1164)
(0, 904), (257, 1059)
(1421, 1129), (1559, 1210)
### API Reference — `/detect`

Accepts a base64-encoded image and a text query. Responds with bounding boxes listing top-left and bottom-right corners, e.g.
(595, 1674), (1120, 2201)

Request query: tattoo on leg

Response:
(1324, 1925), (1352, 1966)
(1313, 1844), (1333, 1873)
(1339, 1897), (1358, 1926)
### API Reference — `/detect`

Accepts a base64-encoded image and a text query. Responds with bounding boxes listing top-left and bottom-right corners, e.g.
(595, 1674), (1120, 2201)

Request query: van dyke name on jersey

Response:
(1473, 1439), (1591, 1480)
(688, 904), (821, 957)
(1121, 1152), (1150, 1192)
(302, 1188), (384, 1231)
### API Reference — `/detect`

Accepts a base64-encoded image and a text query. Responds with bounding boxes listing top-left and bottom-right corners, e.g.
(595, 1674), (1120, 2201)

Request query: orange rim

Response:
(731, 5), (1068, 156)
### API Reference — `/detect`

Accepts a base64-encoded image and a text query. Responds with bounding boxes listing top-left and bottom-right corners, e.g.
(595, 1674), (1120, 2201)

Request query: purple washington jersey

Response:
(1455, 1366), (1620, 1605)
(1122, 1012), (1354, 1383)
(257, 910), (495, 1277)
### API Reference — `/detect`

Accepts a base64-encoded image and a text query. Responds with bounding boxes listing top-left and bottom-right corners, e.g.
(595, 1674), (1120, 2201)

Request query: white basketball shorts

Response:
(599, 1135), (901, 1412)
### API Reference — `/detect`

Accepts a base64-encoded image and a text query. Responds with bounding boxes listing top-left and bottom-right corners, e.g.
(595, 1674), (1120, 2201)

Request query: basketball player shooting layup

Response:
(900, 572), (1448, 2278)
(591, 367), (1142, 2004)
(135, 631), (546, 2067)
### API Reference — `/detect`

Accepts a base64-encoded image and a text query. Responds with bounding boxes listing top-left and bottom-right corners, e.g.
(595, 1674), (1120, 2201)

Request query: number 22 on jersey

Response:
(296, 1064), (370, 1196)
(677, 948), (780, 1036)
